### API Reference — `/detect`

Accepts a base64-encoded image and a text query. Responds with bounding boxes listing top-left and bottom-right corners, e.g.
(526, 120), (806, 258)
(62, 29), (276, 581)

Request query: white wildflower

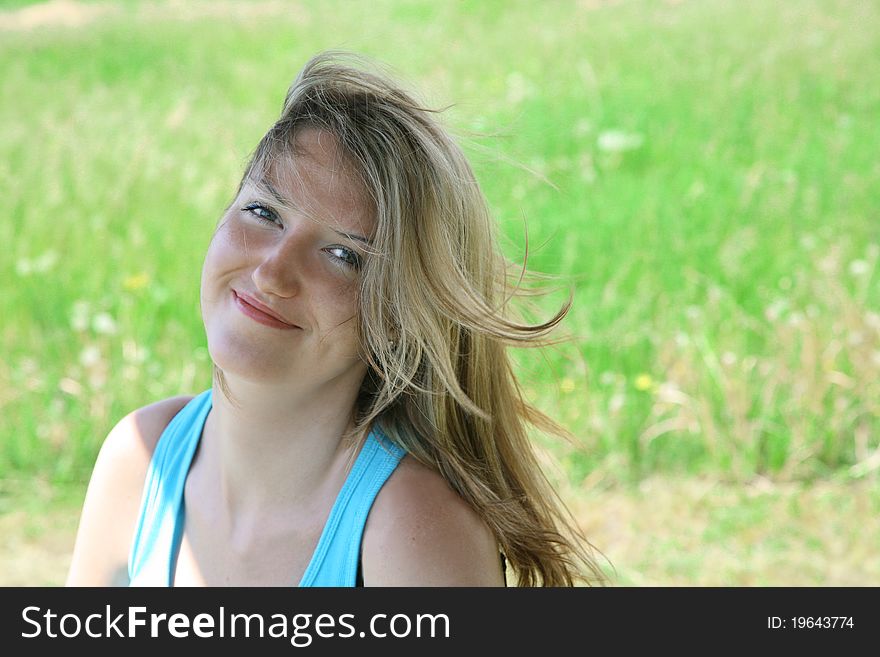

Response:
(16, 258), (33, 276)
(573, 118), (592, 137)
(32, 250), (58, 273)
(505, 72), (534, 105)
(597, 129), (644, 153)
(80, 345), (101, 367)
(765, 299), (788, 323)
(800, 234), (816, 251)
(848, 259), (869, 276)
(92, 312), (117, 335)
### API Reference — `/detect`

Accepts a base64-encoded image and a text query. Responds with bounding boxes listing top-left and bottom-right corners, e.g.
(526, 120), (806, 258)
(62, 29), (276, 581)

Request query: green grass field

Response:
(1, 0), (878, 585)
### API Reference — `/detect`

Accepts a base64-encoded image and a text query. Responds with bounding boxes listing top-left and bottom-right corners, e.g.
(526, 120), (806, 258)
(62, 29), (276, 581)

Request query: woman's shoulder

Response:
(104, 395), (197, 458)
(361, 455), (504, 586)
(65, 394), (195, 586)
(91, 394), (198, 505)
(84, 395), (197, 483)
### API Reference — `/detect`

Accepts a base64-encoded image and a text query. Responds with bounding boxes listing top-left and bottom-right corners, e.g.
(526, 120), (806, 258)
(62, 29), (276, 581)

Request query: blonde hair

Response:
(220, 51), (607, 586)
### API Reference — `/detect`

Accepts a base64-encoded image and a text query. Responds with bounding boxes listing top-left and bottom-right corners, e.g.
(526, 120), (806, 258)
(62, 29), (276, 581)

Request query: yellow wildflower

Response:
(123, 272), (150, 291)
(634, 374), (654, 391)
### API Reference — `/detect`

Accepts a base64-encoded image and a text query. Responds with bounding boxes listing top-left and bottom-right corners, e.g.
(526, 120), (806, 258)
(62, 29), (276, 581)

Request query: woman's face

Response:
(200, 128), (375, 391)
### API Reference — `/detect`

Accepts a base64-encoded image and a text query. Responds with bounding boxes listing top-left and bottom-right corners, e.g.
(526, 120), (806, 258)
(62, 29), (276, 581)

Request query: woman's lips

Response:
(232, 291), (300, 330)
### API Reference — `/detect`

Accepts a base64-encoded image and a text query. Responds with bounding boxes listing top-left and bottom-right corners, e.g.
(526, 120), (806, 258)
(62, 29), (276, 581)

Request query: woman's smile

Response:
(232, 290), (301, 330)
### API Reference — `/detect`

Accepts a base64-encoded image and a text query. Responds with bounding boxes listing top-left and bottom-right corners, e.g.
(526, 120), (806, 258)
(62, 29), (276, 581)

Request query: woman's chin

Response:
(207, 342), (293, 384)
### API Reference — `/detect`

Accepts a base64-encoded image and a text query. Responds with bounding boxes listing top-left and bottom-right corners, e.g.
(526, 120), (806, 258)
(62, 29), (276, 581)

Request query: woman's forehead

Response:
(247, 133), (375, 235)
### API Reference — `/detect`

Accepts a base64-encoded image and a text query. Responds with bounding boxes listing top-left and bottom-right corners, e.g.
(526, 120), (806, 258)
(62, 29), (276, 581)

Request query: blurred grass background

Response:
(1, 0), (878, 585)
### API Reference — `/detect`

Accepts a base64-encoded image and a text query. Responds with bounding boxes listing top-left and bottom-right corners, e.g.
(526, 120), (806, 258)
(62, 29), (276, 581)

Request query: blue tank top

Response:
(128, 390), (406, 586)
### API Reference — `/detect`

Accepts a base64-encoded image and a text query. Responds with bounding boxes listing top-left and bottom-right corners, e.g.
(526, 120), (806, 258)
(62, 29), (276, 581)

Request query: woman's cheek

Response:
(200, 225), (235, 313)
(205, 222), (244, 274)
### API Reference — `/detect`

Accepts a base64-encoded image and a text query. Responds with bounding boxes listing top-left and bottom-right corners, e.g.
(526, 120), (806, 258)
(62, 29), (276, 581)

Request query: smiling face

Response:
(200, 128), (376, 391)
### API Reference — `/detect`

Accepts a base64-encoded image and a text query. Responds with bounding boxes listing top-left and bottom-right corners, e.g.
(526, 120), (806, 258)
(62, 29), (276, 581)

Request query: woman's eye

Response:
(327, 246), (362, 270)
(242, 203), (280, 226)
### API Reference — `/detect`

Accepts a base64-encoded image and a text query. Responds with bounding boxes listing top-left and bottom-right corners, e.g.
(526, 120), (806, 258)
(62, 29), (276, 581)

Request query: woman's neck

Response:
(198, 374), (368, 523)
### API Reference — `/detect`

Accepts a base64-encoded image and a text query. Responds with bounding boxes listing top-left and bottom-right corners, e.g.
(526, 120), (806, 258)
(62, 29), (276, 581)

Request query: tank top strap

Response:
(298, 428), (406, 587)
(128, 390), (212, 586)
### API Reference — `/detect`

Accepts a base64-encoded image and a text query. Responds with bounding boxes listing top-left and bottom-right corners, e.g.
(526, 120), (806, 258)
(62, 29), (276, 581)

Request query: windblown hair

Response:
(223, 51), (606, 586)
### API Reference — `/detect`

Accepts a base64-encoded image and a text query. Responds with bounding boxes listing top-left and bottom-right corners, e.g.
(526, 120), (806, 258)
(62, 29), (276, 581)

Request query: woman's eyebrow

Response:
(262, 180), (373, 246)
(263, 180), (293, 209)
(333, 230), (373, 246)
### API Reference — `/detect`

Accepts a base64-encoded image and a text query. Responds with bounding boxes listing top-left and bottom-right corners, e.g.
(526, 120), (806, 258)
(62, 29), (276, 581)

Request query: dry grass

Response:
(2, 476), (877, 587)
(570, 475), (880, 586)
(0, 478), (79, 586)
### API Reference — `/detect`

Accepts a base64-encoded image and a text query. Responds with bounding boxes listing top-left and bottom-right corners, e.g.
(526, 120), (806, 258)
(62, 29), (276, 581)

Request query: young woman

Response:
(66, 52), (606, 587)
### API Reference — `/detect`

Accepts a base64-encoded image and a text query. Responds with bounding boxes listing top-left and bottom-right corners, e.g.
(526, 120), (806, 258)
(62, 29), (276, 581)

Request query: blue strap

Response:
(299, 429), (405, 586)
(128, 390), (211, 586)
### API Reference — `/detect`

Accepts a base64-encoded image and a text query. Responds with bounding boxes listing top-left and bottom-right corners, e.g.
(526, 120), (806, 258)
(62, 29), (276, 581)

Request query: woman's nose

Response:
(251, 235), (303, 298)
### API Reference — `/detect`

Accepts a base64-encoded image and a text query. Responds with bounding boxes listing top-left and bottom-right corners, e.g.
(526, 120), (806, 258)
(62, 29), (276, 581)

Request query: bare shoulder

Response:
(91, 395), (196, 492)
(65, 395), (194, 586)
(362, 455), (504, 586)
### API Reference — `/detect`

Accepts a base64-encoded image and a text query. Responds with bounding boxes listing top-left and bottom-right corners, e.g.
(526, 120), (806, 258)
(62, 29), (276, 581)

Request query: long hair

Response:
(223, 51), (607, 586)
